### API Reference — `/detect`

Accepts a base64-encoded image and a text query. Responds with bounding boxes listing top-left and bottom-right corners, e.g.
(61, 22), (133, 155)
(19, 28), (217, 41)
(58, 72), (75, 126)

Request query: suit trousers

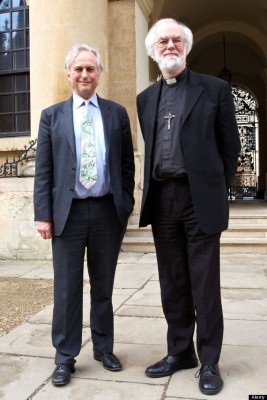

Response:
(150, 179), (223, 365)
(51, 194), (126, 365)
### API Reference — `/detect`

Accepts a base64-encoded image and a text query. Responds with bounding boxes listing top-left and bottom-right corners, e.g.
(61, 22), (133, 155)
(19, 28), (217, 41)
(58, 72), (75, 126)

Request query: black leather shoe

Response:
(198, 364), (224, 395)
(94, 352), (122, 371)
(145, 354), (198, 378)
(51, 363), (75, 386)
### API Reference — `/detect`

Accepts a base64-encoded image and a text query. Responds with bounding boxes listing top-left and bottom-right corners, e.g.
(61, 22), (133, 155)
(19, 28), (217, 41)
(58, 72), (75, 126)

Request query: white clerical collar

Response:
(165, 77), (177, 85)
(164, 68), (188, 86)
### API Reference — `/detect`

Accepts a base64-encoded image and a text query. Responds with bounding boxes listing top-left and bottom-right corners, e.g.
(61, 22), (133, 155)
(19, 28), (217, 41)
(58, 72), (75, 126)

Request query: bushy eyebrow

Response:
(73, 65), (97, 71)
(158, 34), (184, 41)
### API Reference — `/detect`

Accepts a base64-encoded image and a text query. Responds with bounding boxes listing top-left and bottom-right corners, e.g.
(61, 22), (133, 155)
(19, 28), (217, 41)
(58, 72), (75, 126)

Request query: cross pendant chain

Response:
(164, 112), (175, 130)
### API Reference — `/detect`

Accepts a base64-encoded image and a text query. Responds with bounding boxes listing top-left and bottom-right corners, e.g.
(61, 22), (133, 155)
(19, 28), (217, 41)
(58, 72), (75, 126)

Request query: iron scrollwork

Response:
(0, 138), (37, 178)
(230, 85), (257, 200)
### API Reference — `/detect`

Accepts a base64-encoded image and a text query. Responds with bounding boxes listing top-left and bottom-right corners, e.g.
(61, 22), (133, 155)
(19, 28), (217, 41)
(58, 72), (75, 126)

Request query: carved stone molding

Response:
(136, 0), (154, 21)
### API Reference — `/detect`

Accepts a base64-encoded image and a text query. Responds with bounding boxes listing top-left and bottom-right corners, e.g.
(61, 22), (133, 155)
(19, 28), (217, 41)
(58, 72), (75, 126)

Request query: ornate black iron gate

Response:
(230, 85), (258, 199)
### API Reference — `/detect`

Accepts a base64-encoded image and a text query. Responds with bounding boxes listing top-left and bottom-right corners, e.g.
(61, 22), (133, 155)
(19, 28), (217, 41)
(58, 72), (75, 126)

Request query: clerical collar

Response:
(164, 68), (188, 86)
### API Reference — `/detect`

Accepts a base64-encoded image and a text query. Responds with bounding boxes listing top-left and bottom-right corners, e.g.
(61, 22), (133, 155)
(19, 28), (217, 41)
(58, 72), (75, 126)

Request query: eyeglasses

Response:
(155, 37), (184, 49)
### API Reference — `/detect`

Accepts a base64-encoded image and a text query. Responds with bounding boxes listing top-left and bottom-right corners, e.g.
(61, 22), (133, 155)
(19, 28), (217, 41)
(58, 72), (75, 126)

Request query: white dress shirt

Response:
(72, 92), (110, 198)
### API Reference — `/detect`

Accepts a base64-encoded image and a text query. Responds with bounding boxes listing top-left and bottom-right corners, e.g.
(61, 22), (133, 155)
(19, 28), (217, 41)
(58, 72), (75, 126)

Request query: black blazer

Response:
(137, 70), (241, 234)
(34, 95), (135, 236)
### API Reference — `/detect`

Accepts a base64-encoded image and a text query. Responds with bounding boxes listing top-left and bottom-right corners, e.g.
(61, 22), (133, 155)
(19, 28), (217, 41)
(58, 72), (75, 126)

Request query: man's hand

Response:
(36, 221), (53, 239)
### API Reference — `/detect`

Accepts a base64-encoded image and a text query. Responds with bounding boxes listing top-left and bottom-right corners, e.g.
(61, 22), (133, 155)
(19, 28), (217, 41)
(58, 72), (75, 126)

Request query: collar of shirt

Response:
(72, 92), (99, 110)
(163, 67), (188, 87)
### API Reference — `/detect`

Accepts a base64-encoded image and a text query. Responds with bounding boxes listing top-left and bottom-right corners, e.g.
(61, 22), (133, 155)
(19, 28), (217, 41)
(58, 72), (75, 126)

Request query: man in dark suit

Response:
(137, 19), (240, 395)
(34, 44), (135, 386)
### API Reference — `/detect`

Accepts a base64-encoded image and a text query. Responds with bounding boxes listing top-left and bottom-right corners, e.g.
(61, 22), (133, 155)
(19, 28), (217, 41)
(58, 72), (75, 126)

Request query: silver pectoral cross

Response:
(164, 112), (175, 130)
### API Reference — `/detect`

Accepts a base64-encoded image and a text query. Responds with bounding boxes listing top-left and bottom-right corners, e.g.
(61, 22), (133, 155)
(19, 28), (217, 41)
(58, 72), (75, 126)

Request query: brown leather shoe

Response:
(145, 354), (198, 378)
(51, 363), (75, 386)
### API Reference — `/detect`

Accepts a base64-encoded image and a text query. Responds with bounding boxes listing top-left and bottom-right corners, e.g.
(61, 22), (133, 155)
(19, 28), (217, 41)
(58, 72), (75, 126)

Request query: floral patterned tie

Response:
(79, 101), (97, 189)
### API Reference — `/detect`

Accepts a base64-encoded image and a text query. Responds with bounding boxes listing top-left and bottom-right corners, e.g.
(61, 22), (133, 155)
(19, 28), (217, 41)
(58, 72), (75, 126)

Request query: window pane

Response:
(0, 114), (13, 132)
(0, 13), (10, 32)
(0, 0), (10, 10)
(0, 52), (11, 69)
(26, 27), (28, 46)
(12, 11), (23, 29)
(15, 73), (26, 90)
(0, 32), (10, 51)
(12, 30), (24, 48)
(0, 93), (12, 112)
(12, 0), (22, 7)
(0, 75), (12, 92)
(15, 92), (26, 111)
(16, 112), (28, 131)
(13, 49), (25, 68)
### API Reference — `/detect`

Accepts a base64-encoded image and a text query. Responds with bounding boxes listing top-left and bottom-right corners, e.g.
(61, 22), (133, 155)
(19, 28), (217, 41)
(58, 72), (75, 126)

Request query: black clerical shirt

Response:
(152, 68), (188, 181)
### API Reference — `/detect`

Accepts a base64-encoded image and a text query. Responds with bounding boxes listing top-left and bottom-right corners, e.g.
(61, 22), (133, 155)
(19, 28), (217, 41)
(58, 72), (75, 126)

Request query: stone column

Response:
(28, 0), (109, 139)
(108, 0), (153, 212)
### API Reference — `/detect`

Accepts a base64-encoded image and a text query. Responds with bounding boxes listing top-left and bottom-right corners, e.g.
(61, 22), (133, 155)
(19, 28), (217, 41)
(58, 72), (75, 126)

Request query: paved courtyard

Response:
(0, 251), (267, 399)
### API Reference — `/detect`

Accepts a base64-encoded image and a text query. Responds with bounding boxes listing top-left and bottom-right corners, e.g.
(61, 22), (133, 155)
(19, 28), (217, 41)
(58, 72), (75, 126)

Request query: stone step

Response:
(124, 202), (267, 254)
(121, 236), (267, 254)
(125, 225), (267, 238)
(229, 216), (267, 224)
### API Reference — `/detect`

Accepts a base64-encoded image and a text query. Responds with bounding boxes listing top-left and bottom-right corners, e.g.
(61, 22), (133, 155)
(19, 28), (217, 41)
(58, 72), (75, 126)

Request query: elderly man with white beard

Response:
(136, 19), (240, 396)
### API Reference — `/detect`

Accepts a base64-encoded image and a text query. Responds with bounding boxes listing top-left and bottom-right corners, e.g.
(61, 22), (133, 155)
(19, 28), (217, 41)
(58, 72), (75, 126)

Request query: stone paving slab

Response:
(137, 253), (157, 264)
(1, 250), (267, 399)
(221, 253), (267, 266)
(222, 288), (267, 320)
(19, 263), (54, 279)
(125, 280), (162, 306)
(223, 319), (267, 347)
(114, 315), (167, 345)
(0, 261), (53, 278)
(167, 345), (267, 400)
(221, 264), (267, 289)
(0, 323), (90, 358)
(29, 287), (136, 326)
(76, 342), (169, 385)
(117, 252), (145, 264)
(0, 354), (52, 400)
(116, 304), (164, 318)
(114, 264), (155, 289)
(33, 378), (165, 400)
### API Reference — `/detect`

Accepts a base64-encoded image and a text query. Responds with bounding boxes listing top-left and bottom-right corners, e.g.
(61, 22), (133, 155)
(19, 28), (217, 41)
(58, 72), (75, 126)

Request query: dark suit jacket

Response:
(34, 95), (135, 236)
(137, 70), (241, 234)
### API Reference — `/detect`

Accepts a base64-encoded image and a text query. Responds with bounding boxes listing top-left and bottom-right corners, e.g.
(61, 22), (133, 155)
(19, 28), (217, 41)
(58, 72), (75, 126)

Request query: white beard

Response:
(156, 53), (185, 74)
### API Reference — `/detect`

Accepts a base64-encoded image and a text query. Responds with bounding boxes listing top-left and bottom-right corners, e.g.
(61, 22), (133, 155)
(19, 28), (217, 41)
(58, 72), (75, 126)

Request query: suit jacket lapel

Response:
(59, 97), (76, 156)
(145, 80), (162, 157)
(97, 96), (112, 154)
(182, 70), (203, 125)
(147, 80), (162, 130)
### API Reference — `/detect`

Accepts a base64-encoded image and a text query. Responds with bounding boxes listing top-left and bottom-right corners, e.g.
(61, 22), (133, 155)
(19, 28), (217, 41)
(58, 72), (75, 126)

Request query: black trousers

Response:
(51, 195), (126, 365)
(151, 180), (223, 365)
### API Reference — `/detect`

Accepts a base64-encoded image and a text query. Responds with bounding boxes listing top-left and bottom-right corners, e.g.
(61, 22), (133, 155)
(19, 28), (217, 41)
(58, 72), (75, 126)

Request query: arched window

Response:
(0, 0), (30, 137)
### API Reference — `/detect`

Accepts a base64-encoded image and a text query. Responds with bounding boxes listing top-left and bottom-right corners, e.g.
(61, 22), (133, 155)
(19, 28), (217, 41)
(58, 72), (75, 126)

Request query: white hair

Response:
(64, 44), (103, 73)
(145, 18), (193, 60)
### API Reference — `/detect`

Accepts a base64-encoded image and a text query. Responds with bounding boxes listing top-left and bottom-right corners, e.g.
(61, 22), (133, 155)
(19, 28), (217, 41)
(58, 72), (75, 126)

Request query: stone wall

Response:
(0, 178), (52, 260)
(0, 158), (141, 260)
